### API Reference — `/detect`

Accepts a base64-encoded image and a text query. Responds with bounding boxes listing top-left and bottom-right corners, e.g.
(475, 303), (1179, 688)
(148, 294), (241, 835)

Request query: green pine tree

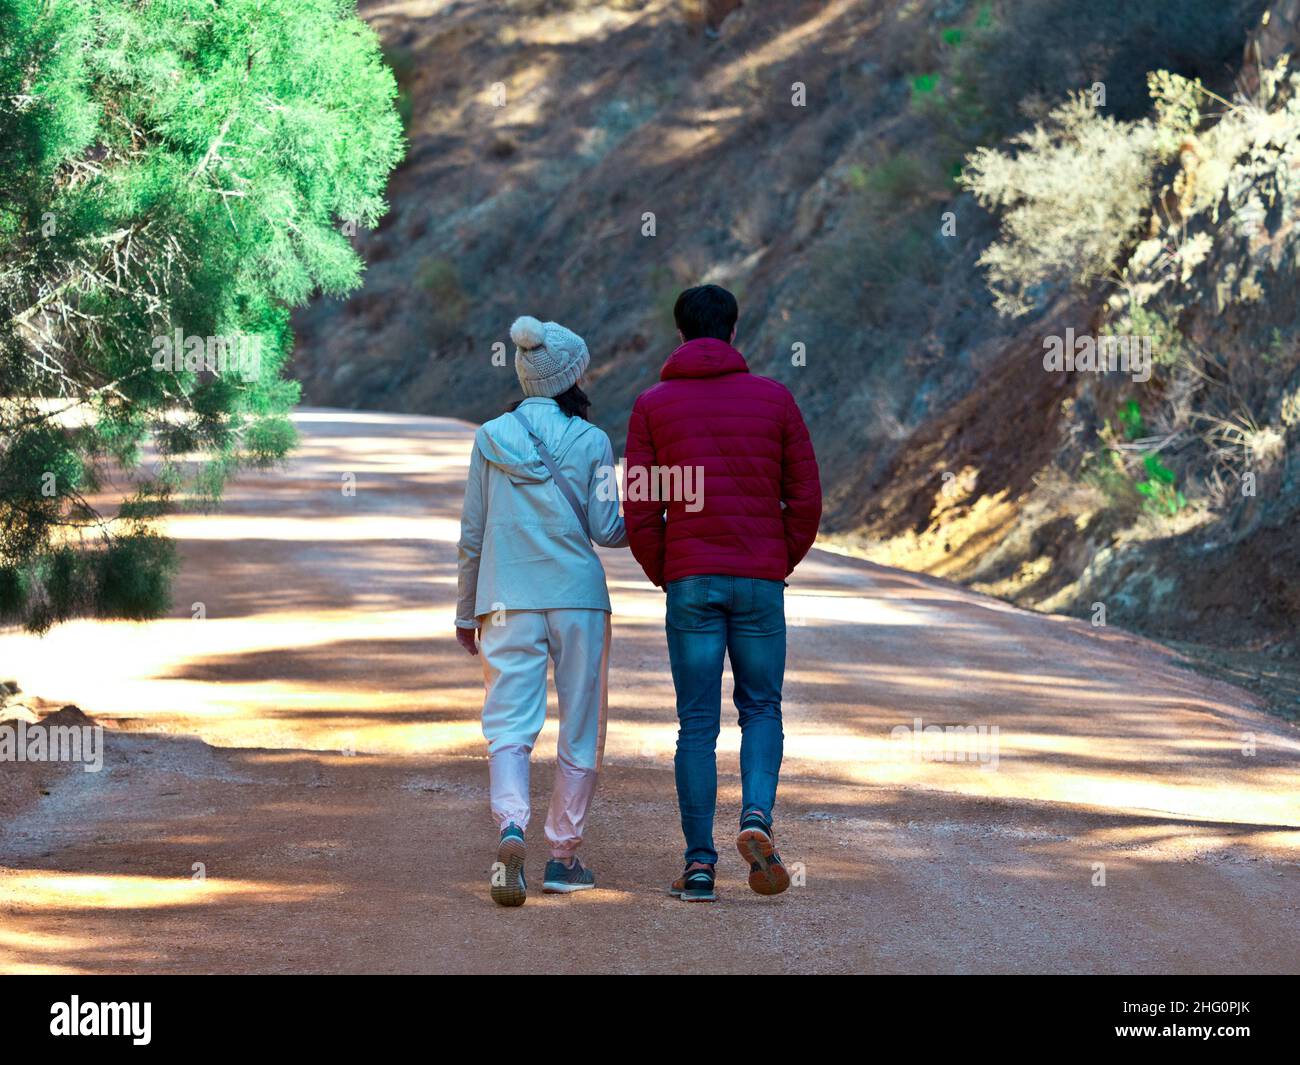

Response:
(0, 0), (404, 631)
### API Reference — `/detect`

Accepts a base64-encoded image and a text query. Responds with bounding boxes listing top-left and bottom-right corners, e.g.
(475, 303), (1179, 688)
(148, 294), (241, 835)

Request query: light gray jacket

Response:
(456, 397), (627, 626)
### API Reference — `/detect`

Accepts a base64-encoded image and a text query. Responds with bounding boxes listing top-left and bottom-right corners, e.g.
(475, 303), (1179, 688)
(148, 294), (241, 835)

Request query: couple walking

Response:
(455, 284), (821, 905)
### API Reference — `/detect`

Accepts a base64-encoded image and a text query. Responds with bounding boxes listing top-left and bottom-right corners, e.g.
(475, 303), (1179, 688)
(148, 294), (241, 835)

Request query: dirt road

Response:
(2, 409), (1297, 974)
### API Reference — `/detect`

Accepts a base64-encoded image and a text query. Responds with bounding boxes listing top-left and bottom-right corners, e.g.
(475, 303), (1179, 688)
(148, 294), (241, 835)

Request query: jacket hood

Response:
(660, 337), (750, 381)
(476, 400), (593, 485)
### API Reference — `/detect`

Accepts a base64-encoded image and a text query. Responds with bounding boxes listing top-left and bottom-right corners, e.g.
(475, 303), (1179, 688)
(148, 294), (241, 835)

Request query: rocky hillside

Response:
(292, 0), (1296, 690)
(843, 0), (1300, 666)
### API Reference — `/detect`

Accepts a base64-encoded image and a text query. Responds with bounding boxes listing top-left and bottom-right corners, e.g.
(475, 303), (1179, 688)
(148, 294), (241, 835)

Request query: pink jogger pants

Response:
(479, 608), (611, 858)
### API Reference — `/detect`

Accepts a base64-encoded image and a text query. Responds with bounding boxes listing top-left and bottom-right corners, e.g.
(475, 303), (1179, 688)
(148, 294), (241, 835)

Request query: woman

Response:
(455, 315), (627, 907)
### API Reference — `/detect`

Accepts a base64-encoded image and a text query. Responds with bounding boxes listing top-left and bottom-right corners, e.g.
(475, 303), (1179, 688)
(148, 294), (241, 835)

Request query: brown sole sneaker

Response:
(490, 834), (527, 907)
(737, 827), (790, 896)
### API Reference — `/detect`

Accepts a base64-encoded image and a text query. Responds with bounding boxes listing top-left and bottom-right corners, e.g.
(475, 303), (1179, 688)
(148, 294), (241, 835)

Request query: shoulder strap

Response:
(509, 409), (591, 542)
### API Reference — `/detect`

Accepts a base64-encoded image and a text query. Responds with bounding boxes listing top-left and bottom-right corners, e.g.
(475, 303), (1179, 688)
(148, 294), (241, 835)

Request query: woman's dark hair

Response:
(507, 382), (590, 420)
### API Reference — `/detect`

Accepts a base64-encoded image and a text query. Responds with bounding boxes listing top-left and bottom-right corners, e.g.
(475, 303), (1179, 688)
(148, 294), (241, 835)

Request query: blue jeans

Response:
(665, 575), (786, 866)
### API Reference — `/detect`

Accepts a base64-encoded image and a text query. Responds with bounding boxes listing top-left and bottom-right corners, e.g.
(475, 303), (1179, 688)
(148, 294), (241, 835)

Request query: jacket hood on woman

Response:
(474, 415), (551, 486)
(456, 397), (627, 626)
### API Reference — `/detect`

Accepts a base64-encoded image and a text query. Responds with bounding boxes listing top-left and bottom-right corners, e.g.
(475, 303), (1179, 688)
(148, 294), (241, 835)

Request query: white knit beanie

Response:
(510, 316), (590, 398)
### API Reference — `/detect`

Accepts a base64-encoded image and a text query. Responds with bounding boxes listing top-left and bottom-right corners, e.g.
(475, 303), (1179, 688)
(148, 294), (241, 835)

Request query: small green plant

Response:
(911, 72), (941, 105)
(1089, 403), (1186, 517)
(1117, 400), (1144, 440)
(1135, 453), (1187, 516)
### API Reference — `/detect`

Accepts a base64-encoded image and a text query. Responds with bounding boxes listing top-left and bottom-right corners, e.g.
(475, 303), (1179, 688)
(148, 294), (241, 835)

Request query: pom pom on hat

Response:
(510, 316), (547, 350)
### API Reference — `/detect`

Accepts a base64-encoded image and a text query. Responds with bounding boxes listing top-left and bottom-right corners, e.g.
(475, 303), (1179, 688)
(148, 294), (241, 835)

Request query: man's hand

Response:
(455, 625), (479, 656)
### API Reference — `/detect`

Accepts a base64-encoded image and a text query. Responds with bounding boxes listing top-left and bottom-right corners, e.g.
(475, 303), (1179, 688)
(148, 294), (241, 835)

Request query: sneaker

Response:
(669, 863), (717, 902)
(543, 856), (596, 893)
(736, 811), (790, 896)
(490, 823), (527, 907)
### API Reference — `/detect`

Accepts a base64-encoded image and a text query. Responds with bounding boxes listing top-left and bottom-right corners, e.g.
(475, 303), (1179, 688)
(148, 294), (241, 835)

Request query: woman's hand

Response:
(455, 625), (480, 656)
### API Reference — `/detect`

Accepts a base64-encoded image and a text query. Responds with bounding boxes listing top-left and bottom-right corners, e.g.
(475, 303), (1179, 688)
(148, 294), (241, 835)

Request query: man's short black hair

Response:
(673, 284), (739, 342)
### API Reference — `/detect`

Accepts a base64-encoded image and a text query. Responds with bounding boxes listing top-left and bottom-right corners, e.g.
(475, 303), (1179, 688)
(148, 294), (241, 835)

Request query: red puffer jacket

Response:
(623, 338), (822, 587)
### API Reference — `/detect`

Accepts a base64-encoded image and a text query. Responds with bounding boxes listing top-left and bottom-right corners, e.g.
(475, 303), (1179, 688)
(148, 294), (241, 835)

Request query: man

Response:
(624, 284), (821, 902)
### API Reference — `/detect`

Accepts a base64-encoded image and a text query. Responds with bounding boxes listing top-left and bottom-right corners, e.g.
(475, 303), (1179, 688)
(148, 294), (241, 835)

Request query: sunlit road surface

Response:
(2, 409), (1297, 974)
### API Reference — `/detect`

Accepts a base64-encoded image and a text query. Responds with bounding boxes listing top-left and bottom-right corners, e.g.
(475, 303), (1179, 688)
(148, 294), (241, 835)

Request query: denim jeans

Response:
(665, 575), (786, 866)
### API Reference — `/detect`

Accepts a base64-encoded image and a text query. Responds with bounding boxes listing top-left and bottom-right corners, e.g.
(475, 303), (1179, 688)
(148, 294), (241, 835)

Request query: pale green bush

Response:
(961, 93), (1161, 316)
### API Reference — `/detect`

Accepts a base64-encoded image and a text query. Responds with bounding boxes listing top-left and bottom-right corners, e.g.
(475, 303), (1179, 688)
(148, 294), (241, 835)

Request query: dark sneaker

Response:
(737, 811), (790, 896)
(543, 857), (596, 893)
(669, 863), (717, 902)
(490, 823), (527, 907)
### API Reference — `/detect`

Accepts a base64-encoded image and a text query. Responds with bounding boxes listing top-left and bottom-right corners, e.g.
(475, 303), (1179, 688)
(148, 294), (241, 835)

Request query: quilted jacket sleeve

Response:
(587, 429), (628, 548)
(623, 394), (667, 586)
(456, 441), (488, 628)
(780, 389), (821, 574)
